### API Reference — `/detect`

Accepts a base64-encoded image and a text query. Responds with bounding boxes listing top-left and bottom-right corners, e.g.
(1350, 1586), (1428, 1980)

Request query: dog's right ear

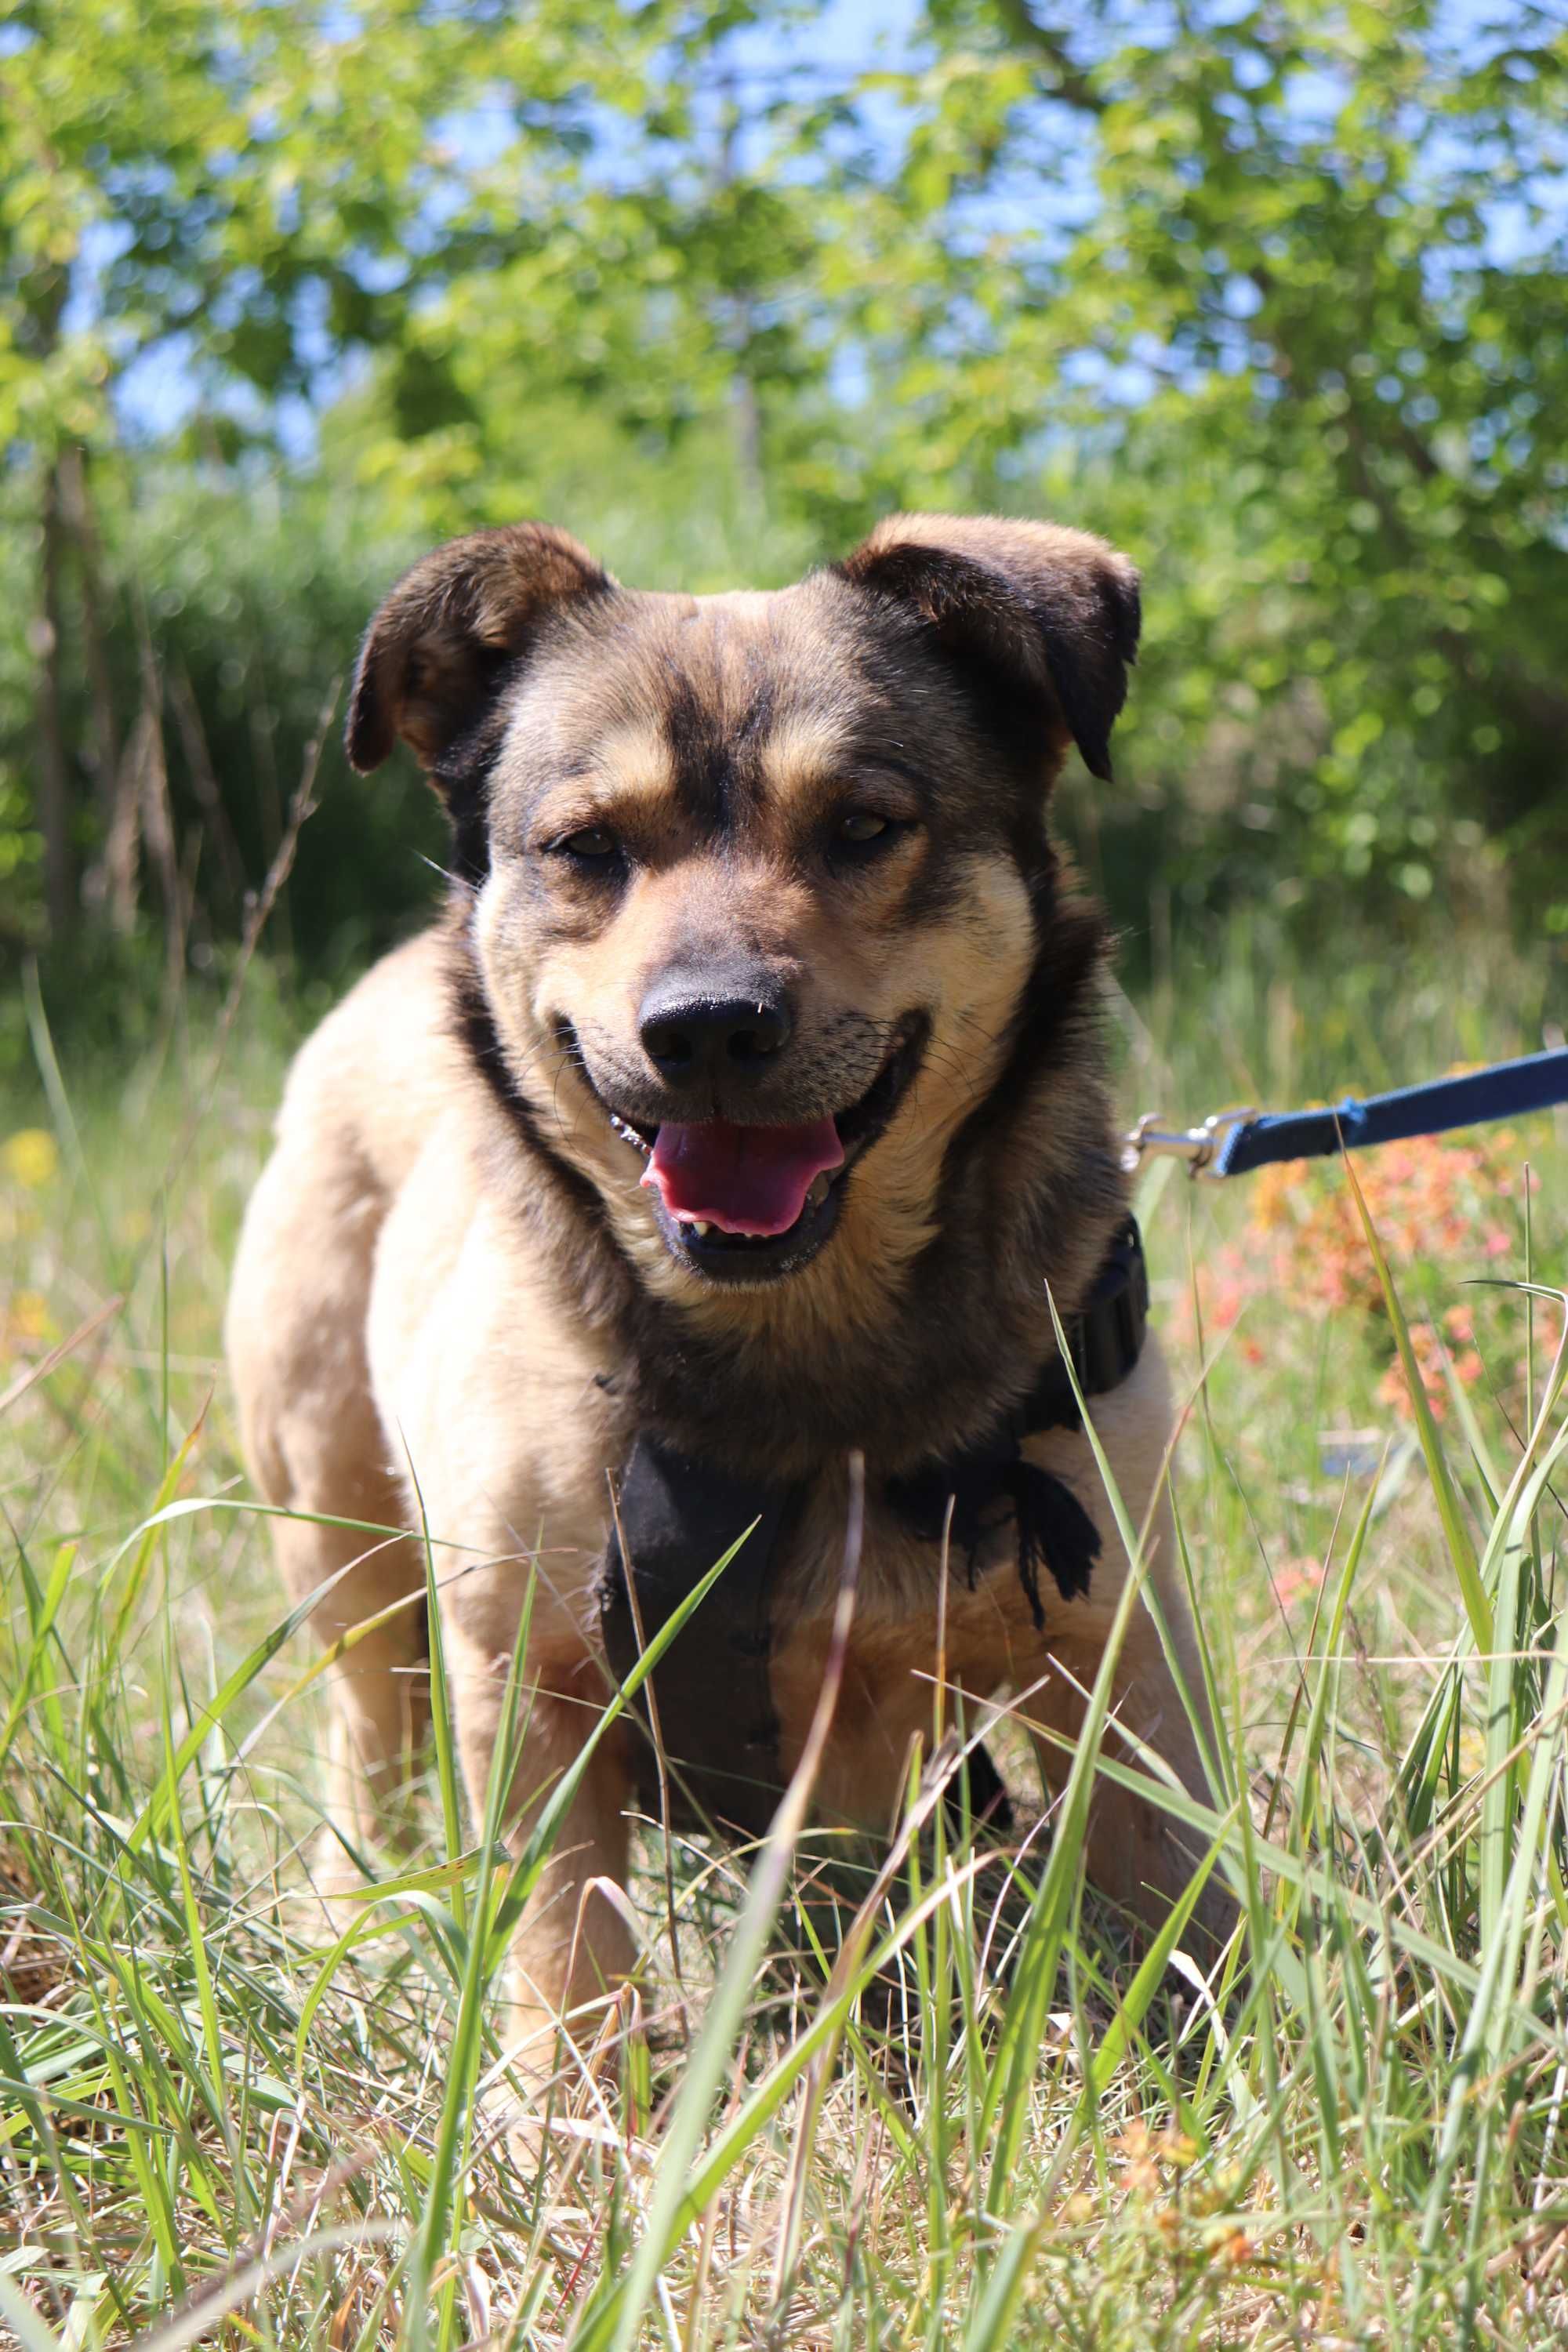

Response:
(346, 523), (613, 775)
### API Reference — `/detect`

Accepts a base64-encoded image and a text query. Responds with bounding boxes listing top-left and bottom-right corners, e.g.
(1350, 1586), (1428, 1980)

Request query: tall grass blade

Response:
(1342, 1151), (1490, 1648)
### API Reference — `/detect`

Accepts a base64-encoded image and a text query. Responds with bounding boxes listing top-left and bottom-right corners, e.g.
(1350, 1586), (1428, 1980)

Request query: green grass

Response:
(3, 918), (1568, 2348)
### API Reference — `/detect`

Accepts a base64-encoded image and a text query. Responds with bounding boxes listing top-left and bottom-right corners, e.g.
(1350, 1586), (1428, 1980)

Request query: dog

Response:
(226, 512), (1229, 2084)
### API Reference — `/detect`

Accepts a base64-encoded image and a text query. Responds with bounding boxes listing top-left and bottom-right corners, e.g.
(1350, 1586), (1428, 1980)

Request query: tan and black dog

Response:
(226, 513), (1229, 2078)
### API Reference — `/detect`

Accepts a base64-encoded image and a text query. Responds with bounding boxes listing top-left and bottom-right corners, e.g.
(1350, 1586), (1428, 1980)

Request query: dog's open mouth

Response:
(605, 1014), (928, 1283)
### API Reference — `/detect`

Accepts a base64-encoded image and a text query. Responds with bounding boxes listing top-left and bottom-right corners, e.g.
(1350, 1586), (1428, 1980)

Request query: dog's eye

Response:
(557, 826), (619, 862)
(835, 810), (891, 847)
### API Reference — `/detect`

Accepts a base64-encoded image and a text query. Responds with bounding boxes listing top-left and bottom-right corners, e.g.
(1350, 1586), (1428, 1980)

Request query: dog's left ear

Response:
(837, 513), (1141, 782)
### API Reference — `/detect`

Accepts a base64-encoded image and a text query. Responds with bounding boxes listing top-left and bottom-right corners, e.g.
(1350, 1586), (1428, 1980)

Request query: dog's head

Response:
(348, 514), (1138, 1317)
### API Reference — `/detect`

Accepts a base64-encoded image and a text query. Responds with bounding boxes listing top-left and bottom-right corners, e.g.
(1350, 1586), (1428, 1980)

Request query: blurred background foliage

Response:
(2, 0), (1565, 1065)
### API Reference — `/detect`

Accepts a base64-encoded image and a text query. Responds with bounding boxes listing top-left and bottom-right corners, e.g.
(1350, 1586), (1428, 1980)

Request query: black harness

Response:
(597, 1217), (1149, 1837)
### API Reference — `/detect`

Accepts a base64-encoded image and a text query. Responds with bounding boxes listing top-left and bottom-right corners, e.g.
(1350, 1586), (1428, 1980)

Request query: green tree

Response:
(804, 0), (1568, 912)
(0, 0), (720, 941)
(334, 0), (1568, 923)
(5, 0), (1566, 973)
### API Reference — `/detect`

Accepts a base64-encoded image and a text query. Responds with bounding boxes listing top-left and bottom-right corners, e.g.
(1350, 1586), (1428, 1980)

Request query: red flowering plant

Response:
(1171, 1125), (1555, 1427)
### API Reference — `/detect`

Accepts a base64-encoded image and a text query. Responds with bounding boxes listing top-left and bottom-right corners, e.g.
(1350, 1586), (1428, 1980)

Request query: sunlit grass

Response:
(3, 925), (1567, 2347)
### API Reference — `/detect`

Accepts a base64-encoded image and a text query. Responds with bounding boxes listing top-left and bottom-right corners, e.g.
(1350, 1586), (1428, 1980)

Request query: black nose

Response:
(638, 971), (793, 1088)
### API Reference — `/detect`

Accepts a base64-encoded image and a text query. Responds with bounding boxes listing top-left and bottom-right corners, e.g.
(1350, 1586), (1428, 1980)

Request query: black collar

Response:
(598, 1217), (1149, 1835)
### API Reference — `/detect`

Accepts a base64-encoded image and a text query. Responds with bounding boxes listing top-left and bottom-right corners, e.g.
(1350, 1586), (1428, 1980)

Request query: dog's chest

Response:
(598, 1424), (1080, 1818)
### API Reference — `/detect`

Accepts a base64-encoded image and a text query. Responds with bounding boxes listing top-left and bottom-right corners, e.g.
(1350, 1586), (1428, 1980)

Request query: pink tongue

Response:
(642, 1117), (844, 1237)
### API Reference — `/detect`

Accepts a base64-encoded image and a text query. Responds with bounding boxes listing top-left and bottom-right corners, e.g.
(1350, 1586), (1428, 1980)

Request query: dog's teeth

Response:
(807, 1174), (831, 1210)
(610, 1114), (651, 1157)
(690, 1221), (711, 1239)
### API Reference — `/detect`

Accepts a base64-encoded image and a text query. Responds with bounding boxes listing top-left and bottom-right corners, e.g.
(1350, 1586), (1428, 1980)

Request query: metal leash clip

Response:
(1120, 1106), (1256, 1179)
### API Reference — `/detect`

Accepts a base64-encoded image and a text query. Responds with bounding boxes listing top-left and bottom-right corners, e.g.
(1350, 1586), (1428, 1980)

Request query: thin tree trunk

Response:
(74, 442), (143, 931)
(58, 444), (118, 824)
(60, 442), (130, 931)
(169, 659), (247, 908)
(102, 713), (146, 933)
(34, 457), (74, 941)
(135, 620), (183, 987)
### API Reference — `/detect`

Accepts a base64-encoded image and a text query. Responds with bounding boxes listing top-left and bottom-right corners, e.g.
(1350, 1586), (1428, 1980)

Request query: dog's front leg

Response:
(1025, 1604), (1234, 1957)
(447, 1633), (638, 2096)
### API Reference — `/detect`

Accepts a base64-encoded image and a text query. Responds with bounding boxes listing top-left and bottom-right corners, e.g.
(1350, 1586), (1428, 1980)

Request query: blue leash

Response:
(1125, 1047), (1568, 1182)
